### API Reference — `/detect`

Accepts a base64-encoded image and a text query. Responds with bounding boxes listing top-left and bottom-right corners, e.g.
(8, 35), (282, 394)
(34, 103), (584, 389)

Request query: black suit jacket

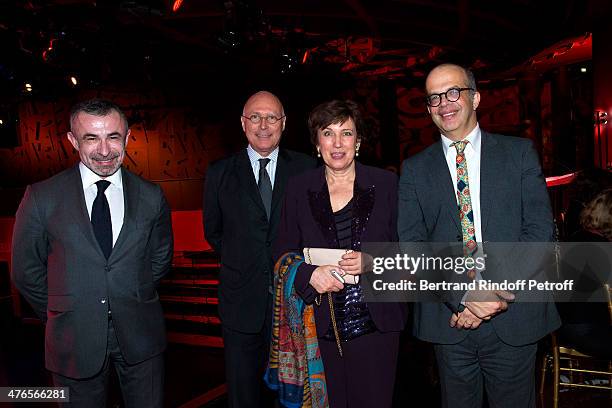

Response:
(274, 162), (407, 337)
(398, 132), (560, 345)
(11, 165), (173, 378)
(204, 148), (316, 333)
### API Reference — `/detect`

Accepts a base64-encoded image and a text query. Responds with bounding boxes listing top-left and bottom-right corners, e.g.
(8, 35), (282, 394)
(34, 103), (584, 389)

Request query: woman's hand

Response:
(338, 250), (372, 275)
(309, 265), (345, 294)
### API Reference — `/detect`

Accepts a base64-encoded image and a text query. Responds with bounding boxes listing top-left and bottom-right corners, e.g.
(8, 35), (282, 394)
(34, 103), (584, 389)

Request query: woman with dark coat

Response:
(274, 99), (407, 407)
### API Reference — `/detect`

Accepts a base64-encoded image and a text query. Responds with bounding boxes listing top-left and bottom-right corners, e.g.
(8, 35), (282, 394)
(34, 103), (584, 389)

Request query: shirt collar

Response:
(246, 145), (279, 166)
(79, 162), (123, 190)
(441, 123), (481, 157)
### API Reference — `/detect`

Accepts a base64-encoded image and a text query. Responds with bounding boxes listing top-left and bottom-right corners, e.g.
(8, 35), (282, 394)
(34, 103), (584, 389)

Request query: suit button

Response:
(266, 241), (271, 247)
(100, 298), (107, 304)
(456, 235), (462, 241)
(104, 266), (110, 272)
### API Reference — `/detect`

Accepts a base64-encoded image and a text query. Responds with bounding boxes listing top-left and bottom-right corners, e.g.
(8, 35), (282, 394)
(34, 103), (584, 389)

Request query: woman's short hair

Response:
(308, 99), (365, 146)
(580, 188), (612, 240)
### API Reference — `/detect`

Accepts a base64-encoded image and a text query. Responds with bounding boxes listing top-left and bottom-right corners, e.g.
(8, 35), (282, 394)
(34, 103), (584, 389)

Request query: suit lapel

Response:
(308, 167), (338, 248)
(480, 132), (500, 238)
(352, 163), (375, 251)
(270, 149), (289, 220)
(429, 143), (461, 232)
(110, 168), (139, 259)
(66, 165), (103, 255)
(237, 150), (267, 216)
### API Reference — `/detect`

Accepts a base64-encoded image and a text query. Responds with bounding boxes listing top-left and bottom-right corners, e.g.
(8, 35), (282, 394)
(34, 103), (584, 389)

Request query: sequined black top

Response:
(324, 198), (376, 342)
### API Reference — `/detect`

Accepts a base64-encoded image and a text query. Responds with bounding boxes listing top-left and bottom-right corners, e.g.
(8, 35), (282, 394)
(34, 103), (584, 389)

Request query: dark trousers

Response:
(434, 322), (537, 408)
(222, 295), (273, 408)
(52, 319), (164, 408)
(318, 331), (400, 408)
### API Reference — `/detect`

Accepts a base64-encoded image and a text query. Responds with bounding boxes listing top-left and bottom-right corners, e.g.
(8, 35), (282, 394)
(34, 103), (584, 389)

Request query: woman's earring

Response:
(317, 148), (321, 158)
(355, 145), (360, 157)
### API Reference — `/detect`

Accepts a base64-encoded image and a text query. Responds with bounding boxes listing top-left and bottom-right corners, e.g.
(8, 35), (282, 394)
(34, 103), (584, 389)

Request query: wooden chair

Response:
(540, 284), (612, 407)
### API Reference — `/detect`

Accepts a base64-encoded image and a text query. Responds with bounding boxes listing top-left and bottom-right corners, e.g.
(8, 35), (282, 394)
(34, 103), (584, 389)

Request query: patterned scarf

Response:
(264, 252), (329, 408)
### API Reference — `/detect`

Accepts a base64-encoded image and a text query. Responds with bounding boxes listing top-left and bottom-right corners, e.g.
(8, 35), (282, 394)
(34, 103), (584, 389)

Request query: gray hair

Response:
(69, 99), (128, 133)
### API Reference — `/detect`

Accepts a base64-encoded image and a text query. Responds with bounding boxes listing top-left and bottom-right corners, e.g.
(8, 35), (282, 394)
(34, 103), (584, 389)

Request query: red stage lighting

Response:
(172, 0), (184, 13)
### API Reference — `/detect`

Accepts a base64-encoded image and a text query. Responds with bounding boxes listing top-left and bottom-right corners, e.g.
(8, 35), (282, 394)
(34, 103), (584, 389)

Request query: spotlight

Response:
(217, 30), (241, 49)
(279, 52), (298, 74)
(70, 76), (78, 86)
(25, 83), (32, 92)
(172, 0), (184, 12)
(580, 67), (587, 73)
(597, 111), (608, 125)
(0, 119), (3, 125)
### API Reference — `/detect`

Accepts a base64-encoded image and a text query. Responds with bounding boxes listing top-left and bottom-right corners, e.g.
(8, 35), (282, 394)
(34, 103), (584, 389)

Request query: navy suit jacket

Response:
(204, 148), (316, 333)
(275, 162), (407, 337)
(398, 132), (560, 345)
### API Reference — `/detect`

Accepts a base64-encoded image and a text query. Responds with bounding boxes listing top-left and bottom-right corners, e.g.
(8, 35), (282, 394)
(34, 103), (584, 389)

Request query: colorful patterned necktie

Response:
(452, 140), (477, 278)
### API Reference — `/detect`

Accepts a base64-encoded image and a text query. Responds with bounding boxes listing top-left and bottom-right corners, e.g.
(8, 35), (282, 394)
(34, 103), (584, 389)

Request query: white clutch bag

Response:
(302, 247), (360, 284)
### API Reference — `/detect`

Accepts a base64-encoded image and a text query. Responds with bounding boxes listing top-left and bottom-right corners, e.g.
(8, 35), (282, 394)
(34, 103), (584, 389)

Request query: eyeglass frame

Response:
(425, 87), (474, 107)
(241, 113), (286, 125)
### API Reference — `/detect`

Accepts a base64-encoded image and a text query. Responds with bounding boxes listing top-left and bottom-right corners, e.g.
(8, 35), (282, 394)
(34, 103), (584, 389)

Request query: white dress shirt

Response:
(247, 145), (279, 187)
(440, 124), (483, 243)
(79, 162), (125, 246)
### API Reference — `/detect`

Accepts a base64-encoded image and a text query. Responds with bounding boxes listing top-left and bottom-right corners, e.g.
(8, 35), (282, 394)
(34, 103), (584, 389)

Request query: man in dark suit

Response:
(398, 64), (560, 408)
(204, 91), (316, 408)
(11, 99), (173, 407)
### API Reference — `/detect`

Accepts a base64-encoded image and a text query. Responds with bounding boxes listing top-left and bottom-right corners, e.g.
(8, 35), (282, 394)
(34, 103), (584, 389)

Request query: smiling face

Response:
(240, 91), (285, 157)
(67, 110), (129, 177)
(425, 64), (480, 141)
(316, 118), (360, 172)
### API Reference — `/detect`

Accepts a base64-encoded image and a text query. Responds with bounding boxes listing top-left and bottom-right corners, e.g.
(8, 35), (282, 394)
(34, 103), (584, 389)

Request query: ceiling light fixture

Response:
(172, 0), (184, 13)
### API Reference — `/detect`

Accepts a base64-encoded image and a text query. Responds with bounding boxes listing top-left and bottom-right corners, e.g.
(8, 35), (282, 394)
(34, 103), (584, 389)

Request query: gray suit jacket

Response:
(11, 165), (173, 378)
(398, 132), (560, 345)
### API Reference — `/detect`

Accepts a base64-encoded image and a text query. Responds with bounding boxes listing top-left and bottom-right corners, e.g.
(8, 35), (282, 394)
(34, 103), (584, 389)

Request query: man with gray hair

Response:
(12, 98), (173, 407)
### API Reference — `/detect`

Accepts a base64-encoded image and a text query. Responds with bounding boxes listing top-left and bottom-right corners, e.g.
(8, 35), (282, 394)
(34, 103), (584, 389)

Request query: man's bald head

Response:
(240, 91), (286, 157)
(242, 91), (285, 117)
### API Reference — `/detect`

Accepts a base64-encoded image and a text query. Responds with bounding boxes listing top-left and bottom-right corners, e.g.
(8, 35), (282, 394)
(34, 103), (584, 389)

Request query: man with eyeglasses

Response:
(204, 91), (315, 407)
(398, 64), (559, 407)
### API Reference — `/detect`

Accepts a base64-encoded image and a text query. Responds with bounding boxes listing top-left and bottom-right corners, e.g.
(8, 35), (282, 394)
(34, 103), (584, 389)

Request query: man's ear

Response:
(241, 117), (246, 132)
(472, 91), (481, 111)
(281, 116), (286, 131)
(67, 132), (79, 151)
(124, 129), (131, 148)
(426, 106), (431, 115)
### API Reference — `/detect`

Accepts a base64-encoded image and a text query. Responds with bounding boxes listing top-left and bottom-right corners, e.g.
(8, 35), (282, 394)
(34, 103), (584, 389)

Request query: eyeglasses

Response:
(426, 87), (474, 107)
(242, 113), (286, 124)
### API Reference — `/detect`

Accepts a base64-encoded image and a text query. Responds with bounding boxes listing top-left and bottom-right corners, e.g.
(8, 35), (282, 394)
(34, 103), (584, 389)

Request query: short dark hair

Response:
(69, 99), (128, 133)
(307, 99), (365, 146)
